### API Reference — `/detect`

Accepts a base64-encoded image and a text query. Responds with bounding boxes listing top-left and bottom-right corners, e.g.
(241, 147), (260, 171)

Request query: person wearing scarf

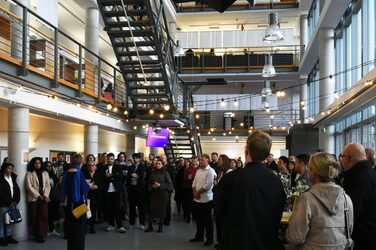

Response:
(25, 157), (50, 243)
(61, 154), (89, 250)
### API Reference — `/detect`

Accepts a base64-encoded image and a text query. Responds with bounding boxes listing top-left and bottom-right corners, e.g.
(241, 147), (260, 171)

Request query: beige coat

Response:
(25, 171), (51, 202)
(286, 182), (354, 250)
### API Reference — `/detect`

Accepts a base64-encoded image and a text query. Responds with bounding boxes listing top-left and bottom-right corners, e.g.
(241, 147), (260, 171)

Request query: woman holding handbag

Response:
(61, 153), (89, 250)
(285, 152), (354, 249)
(0, 162), (20, 246)
(25, 157), (50, 243)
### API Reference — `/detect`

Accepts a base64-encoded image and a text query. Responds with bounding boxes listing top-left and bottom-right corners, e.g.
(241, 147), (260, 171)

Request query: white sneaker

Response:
(117, 227), (126, 233)
(139, 224), (145, 230)
(106, 226), (115, 232)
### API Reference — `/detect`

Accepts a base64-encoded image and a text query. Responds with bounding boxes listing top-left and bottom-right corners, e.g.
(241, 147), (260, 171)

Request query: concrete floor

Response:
(6, 214), (215, 250)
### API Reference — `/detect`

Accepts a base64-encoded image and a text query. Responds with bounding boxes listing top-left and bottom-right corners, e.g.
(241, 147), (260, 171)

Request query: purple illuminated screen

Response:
(146, 127), (169, 148)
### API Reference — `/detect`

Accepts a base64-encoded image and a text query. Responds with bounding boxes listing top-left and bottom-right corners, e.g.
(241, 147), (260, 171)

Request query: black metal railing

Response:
(0, 0), (126, 109)
(175, 45), (302, 73)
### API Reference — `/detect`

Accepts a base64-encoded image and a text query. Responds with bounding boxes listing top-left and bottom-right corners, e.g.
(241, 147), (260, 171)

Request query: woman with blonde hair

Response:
(286, 152), (354, 249)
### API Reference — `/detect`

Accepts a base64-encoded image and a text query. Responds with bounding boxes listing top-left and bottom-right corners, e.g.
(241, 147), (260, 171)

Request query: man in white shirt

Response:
(190, 154), (216, 246)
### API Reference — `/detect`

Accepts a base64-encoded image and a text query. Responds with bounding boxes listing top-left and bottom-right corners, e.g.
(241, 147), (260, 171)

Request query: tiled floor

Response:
(6, 214), (215, 250)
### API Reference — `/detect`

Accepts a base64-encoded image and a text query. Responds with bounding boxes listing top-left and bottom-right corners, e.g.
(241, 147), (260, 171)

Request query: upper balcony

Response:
(176, 45), (301, 77)
(171, 0), (299, 13)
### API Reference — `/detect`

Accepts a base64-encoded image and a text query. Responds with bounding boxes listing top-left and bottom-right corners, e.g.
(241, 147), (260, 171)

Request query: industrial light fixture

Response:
(260, 96), (270, 110)
(220, 98), (225, 107)
(262, 55), (276, 77)
(174, 40), (184, 56)
(263, 12), (284, 43)
(261, 81), (273, 97)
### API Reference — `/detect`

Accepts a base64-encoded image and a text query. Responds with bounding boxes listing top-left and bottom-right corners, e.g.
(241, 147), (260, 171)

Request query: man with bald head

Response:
(341, 143), (376, 249)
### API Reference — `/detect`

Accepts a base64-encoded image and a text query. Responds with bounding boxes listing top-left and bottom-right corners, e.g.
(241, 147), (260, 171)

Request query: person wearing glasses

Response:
(341, 143), (376, 250)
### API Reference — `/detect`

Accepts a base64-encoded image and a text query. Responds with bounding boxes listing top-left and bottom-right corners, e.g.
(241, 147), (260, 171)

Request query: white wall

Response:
(98, 130), (126, 155)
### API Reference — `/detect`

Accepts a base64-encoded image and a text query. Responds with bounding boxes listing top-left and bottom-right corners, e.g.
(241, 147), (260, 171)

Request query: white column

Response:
(84, 125), (98, 158)
(299, 77), (308, 121)
(85, 7), (99, 63)
(125, 134), (136, 159)
(169, 22), (177, 42)
(10, 0), (30, 60)
(8, 107), (29, 241)
(300, 14), (308, 55)
(319, 28), (335, 111)
(318, 28), (335, 153)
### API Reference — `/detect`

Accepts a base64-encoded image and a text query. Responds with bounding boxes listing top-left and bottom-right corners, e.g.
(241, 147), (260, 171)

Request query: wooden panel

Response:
(0, 15), (10, 40)
(84, 63), (95, 92)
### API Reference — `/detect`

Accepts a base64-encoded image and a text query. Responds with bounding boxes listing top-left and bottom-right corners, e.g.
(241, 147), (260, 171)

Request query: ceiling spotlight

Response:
(263, 12), (284, 43)
(174, 40), (184, 56)
(240, 122), (244, 127)
(117, 119), (121, 123)
(149, 109), (154, 115)
(164, 105), (170, 111)
(262, 55), (276, 77)
(321, 112), (325, 116)
(208, 131), (211, 135)
(124, 110), (128, 115)
(276, 91), (285, 97)
(210, 128), (214, 132)
(297, 120), (301, 124)
(334, 92), (340, 99)
(133, 126), (137, 130)
(107, 103), (112, 110)
(75, 103), (81, 108)
(189, 107), (195, 113)
(195, 114), (200, 119)
(113, 107), (118, 112)
(223, 133), (226, 136)
(270, 115), (274, 119)
(266, 108), (270, 113)
(197, 133), (201, 136)
(159, 114), (164, 118)
(234, 99), (239, 106)
(212, 138), (216, 141)
(88, 105), (93, 109)
(301, 101), (305, 106)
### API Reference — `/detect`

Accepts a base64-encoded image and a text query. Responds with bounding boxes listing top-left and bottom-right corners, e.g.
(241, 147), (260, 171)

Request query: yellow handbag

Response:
(71, 203), (89, 219)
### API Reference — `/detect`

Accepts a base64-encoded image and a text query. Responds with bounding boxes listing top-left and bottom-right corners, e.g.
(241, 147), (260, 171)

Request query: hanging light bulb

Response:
(262, 55), (276, 77)
(261, 81), (273, 96)
(220, 98), (225, 107)
(174, 40), (184, 56)
(234, 99), (239, 106)
(263, 12), (284, 43)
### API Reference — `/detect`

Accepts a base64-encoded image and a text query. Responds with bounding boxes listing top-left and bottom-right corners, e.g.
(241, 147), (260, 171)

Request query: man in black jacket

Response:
(126, 153), (146, 230)
(214, 131), (286, 250)
(342, 143), (376, 250)
(160, 154), (175, 225)
(104, 153), (126, 233)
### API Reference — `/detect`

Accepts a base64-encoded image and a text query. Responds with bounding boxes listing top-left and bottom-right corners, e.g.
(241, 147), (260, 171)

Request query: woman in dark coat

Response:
(61, 154), (89, 250)
(84, 161), (104, 234)
(144, 160), (173, 233)
(0, 162), (20, 246)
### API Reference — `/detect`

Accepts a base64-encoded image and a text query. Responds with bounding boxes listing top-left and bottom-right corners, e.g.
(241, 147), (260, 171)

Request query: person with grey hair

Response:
(214, 131), (286, 250)
(341, 143), (376, 249)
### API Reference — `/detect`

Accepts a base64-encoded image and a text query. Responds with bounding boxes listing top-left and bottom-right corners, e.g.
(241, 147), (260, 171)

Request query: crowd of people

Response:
(0, 132), (375, 250)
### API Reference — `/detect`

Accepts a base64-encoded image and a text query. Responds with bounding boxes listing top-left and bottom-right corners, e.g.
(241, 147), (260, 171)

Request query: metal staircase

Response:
(97, 0), (176, 112)
(98, 0), (201, 161)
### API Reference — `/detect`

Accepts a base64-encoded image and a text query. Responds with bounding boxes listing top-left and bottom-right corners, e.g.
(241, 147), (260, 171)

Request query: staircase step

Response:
(103, 9), (147, 17)
(118, 60), (160, 66)
(107, 20), (151, 28)
(128, 85), (166, 90)
(127, 76), (163, 81)
(121, 68), (162, 74)
(113, 40), (155, 47)
(133, 100), (170, 104)
(108, 29), (154, 37)
(117, 50), (157, 57)
(100, 0), (145, 6)
(131, 93), (169, 98)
